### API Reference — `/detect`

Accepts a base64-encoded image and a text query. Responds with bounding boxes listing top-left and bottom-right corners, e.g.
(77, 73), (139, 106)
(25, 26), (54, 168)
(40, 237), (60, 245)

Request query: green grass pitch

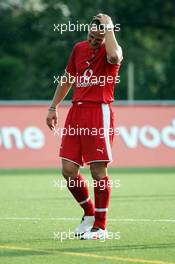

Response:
(0, 168), (175, 264)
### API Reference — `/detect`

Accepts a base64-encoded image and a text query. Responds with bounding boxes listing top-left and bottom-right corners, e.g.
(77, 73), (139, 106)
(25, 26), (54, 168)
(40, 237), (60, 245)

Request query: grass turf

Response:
(0, 168), (175, 264)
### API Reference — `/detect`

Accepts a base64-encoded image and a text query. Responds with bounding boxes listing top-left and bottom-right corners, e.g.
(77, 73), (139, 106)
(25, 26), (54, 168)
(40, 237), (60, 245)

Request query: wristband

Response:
(48, 106), (57, 112)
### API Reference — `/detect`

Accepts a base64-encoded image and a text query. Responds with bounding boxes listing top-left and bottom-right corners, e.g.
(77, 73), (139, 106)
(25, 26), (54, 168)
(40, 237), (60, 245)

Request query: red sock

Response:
(93, 176), (111, 230)
(67, 174), (94, 216)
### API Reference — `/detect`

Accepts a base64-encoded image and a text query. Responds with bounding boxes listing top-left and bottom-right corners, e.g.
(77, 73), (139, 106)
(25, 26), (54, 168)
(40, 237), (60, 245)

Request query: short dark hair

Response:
(90, 19), (104, 30)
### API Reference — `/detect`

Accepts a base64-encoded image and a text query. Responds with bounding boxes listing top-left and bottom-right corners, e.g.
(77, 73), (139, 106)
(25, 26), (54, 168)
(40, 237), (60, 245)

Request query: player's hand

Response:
(94, 13), (113, 27)
(46, 110), (58, 131)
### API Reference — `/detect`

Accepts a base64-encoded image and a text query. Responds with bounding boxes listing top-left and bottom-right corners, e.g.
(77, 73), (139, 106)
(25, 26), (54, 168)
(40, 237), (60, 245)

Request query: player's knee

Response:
(90, 169), (101, 180)
(90, 165), (106, 181)
(61, 159), (79, 180)
(62, 167), (78, 180)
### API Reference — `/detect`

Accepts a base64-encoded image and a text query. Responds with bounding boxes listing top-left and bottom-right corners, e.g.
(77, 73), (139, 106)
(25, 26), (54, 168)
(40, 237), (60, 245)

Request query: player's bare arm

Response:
(46, 72), (74, 131)
(95, 13), (123, 64)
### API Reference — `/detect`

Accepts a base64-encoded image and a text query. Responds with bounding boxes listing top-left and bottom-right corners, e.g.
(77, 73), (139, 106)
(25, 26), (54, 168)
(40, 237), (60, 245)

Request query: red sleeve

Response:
(65, 45), (77, 77)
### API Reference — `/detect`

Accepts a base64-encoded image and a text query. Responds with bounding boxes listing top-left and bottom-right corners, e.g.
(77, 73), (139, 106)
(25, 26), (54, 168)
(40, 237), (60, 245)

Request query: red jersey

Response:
(65, 41), (120, 103)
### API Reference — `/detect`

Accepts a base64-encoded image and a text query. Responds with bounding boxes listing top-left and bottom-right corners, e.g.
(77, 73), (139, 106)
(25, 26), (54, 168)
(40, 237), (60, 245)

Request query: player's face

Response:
(88, 29), (105, 49)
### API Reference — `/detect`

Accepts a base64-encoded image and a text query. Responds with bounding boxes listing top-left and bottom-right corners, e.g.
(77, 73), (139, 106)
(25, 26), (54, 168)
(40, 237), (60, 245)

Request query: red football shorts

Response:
(59, 102), (115, 167)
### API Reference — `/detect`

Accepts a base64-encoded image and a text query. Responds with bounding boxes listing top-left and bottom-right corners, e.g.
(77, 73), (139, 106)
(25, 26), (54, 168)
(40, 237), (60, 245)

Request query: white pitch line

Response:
(0, 217), (175, 223)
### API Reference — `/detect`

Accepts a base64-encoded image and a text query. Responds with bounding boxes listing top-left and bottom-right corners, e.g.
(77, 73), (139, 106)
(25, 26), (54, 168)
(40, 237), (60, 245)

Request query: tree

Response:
(0, 0), (175, 100)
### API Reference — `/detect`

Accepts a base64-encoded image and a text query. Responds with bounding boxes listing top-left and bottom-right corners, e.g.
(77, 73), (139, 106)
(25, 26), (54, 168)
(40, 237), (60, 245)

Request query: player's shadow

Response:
(56, 242), (175, 253)
(1, 243), (175, 258)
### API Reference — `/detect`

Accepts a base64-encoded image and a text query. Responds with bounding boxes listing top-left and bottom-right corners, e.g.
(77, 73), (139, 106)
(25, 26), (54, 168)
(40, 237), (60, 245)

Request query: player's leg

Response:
(80, 103), (114, 239)
(61, 157), (94, 235)
(81, 162), (110, 240)
(60, 105), (94, 218)
(59, 105), (95, 235)
(90, 162), (111, 230)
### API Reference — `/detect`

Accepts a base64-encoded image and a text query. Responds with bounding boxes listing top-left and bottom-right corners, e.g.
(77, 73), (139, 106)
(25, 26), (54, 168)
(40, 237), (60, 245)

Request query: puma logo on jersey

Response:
(96, 148), (104, 154)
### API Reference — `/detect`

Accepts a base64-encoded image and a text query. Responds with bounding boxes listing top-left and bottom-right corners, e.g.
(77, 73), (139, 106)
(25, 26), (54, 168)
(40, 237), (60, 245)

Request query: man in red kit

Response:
(46, 13), (123, 240)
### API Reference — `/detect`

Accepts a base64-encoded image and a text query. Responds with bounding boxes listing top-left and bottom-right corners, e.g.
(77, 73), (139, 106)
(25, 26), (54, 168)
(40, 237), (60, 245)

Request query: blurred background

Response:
(0, 0), (175, 168)
(0, 0), (175, 100)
